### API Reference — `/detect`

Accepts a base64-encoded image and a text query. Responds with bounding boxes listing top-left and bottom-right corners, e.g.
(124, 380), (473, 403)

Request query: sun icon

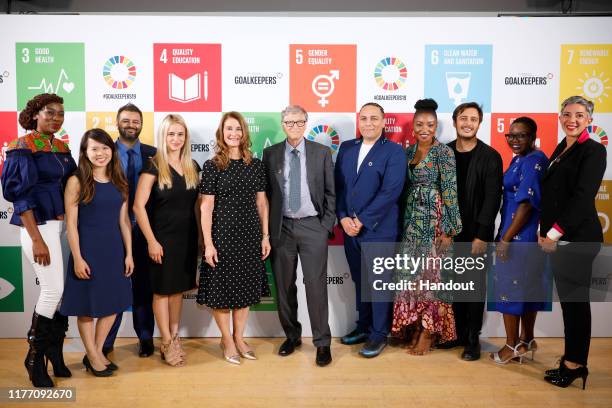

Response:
(576, 70), (611, 103)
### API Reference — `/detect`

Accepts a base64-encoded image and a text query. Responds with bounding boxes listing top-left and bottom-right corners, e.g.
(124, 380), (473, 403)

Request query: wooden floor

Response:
(1, 337), (611, 407)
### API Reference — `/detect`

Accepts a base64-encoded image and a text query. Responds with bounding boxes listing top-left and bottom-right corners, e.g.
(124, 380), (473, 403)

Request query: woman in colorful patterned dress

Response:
(391, 98), (462, 355)
(1, 93), (77, 387)
(490, 117), (549, 364)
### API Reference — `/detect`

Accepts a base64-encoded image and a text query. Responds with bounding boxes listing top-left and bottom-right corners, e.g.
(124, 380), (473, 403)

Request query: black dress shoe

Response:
(359, 338), (387, 358)
(278, 338), (301, 356)
(138, 339), (154, 358)
(544, 365), (588, 389)
(316, 346), (332, 367)
(102, 346), (113, 358)
(341, 328), (368, 345)
(435, 339), (463, 349)
(461, 330), (481, 361)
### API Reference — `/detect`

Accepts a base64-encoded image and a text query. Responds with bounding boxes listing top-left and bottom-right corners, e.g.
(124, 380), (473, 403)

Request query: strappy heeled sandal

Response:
(173, 335), (187, 358)
(160, 341), (184, 367)
(490, 343), (528, 365)
(518, 338), (538, 360)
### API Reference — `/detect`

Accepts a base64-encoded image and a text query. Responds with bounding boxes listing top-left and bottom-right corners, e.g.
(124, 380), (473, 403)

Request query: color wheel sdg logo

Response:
(307, 125), (340, 155)
(587, 125), (608, 146)
(103, 56), (136, 89)
(374, 57), (407, 91)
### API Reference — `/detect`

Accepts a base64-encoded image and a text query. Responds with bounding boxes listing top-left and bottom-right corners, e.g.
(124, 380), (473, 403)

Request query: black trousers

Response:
(551, 242), (600, 366)
(450, 244), (490, 339)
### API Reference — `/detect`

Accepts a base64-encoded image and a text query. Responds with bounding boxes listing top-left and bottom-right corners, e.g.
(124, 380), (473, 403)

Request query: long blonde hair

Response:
(212, 111), (253, 171)
(153, 114), (199, 190)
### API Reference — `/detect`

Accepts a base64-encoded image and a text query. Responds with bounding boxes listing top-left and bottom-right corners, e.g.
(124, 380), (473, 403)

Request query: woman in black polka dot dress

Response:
(198, 111), (271, 364)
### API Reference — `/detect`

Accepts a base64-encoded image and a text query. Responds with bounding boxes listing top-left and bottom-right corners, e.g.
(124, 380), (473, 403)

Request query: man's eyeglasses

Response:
(283, 120), (306, 128)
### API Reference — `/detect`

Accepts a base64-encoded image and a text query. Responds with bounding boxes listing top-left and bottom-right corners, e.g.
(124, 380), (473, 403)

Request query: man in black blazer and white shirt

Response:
(262, 105), (336, 367)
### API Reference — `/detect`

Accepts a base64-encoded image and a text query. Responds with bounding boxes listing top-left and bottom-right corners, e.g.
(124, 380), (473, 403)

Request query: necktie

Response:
(289, 148), (301, 213)
(127, 149), (137, 218)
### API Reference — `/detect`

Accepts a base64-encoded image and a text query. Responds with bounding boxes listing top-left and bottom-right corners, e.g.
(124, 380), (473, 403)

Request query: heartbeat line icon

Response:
(27, 69), (75, 94)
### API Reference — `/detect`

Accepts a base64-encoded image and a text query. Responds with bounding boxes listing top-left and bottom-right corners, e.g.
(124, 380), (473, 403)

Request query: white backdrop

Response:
(0, 15), (611, 338)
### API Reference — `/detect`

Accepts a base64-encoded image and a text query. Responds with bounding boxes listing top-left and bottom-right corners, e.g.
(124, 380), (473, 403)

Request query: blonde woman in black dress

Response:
(133, 114), (201, 367)
(198, 111), (271, 365)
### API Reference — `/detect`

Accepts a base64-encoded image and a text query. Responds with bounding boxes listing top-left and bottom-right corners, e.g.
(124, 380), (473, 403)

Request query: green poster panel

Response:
(243, 112), (286, 159)
(242, 112), (284, 311)
(16, 43), (85, 111)
(0, 247), (24, 312)
(250, 258), (278, 312)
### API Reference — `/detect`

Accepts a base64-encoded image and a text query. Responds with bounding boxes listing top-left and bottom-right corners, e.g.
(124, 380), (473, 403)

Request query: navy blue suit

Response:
(335, 136), (406, 341)
(104, 142), (157, 348)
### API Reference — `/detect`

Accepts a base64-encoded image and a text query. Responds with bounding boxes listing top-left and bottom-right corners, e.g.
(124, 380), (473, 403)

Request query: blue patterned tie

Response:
(289, 148), (301, 212)
(127, 149), (137, 218)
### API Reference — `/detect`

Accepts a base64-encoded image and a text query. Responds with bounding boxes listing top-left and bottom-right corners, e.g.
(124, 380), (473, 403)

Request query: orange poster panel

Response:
(491, 113), (558, 171)
(289, 44), (356, 113)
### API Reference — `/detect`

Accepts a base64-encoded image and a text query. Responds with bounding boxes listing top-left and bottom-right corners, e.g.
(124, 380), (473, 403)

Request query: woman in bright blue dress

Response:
(490, 117), (549, 364)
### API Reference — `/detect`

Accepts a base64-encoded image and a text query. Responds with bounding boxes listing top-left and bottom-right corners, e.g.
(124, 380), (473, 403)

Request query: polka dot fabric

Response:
(197, 158), (270, 309)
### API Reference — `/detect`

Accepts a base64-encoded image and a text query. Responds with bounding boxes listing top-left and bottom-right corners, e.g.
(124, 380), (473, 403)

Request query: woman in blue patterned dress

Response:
(490, 117), (549, 364)
(391, 99), (462, 355)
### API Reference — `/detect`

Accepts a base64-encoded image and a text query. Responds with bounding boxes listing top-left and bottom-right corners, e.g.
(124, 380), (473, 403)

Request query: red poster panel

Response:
(355, 112), (414, 148)
(154, 44), (221, 112)
(491, 113), (558, 170)
(0, 112), (18, 174)
(290, 44), (356, 113)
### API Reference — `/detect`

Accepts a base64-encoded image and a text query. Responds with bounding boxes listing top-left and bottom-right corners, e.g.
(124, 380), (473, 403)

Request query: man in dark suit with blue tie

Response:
(263, 105), (335, 367)
(335, 102), (406, 358)
(103, 103), (156, 357)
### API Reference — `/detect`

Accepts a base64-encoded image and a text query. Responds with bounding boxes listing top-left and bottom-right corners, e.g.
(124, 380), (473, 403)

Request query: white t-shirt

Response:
(357, 143), (374, 171)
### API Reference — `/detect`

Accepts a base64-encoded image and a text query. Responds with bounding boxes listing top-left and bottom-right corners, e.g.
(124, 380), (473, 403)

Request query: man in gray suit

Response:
(262, 105), (336, 367)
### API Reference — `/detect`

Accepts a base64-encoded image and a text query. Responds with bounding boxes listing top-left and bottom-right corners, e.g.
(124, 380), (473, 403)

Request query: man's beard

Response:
(118, 126), (142, 141)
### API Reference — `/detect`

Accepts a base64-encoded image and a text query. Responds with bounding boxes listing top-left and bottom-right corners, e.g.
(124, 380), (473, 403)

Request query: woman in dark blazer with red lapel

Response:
(539, 95), (606, 389)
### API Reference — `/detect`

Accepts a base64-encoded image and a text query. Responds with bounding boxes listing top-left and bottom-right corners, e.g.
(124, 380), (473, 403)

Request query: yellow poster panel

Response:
(596, 180), (612, 243)
(85, 112), (155, 146)
(560, 44), (612, 113)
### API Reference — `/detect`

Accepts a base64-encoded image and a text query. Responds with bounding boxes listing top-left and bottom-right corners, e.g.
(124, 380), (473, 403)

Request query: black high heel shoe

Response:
(82, 355), (113, 377)
(545, 356), (565, 377)
(105, 361), (118, 371)
(544, 364), (588, 389)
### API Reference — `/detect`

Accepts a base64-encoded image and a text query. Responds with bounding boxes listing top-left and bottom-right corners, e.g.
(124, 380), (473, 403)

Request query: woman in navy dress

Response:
(490, 117), (548, 364)
(1, 93), (76, 387)
(60, 129), (133, 376)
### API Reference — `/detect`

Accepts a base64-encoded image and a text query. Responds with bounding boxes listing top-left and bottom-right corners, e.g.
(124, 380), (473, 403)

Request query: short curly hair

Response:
(18, 93), (64, 130)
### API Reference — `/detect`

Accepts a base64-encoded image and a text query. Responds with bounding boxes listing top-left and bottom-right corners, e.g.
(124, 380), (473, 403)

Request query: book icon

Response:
(169, 72), (208, 103)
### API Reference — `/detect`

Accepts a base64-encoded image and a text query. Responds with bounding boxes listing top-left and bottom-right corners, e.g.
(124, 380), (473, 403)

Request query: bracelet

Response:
(262, 234), (270, 239)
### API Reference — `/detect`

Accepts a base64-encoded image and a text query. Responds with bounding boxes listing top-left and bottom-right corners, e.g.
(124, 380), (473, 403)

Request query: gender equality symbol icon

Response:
(312, 70), (340, 108)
